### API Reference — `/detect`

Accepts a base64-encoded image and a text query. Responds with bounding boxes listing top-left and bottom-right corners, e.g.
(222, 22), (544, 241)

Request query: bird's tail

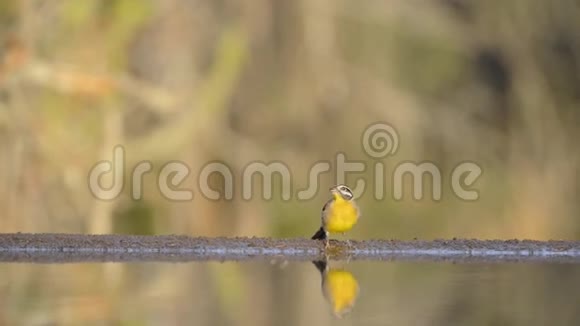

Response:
(311, 227), (327, 240)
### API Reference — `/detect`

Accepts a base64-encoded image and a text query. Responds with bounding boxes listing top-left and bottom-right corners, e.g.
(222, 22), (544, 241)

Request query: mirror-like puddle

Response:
(2, 260), (580, 325)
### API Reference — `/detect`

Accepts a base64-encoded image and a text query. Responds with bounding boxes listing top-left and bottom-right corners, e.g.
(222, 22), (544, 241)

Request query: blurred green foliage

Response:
(0, 0), (579, 241)
(1, 2), (580, 324)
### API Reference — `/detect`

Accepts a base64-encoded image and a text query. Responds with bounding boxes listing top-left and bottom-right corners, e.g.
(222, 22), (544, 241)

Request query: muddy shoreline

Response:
(2, 233), (580, 263)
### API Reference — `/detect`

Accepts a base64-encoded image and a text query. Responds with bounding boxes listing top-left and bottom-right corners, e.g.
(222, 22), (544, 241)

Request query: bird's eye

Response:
(339, 186), (353, 198)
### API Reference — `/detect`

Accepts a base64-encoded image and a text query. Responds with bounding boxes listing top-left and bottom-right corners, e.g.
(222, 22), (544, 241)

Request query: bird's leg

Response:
(342, 234), (353, 263)
(342, 232), (352, 249)
(324, 238), (329, 249)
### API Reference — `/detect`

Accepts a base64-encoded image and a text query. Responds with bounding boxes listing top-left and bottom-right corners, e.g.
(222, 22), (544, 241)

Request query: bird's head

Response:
(330, 184), (354, 200)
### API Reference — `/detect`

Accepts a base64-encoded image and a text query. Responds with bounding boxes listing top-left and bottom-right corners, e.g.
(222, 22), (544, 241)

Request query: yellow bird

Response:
(312, 184), (360, 247)
(312, 259), (360, 317)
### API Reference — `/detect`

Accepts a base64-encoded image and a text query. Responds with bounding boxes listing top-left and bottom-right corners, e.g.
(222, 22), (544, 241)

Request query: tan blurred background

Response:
(1, 0), (580, 240)
(2, 1), (580, 325)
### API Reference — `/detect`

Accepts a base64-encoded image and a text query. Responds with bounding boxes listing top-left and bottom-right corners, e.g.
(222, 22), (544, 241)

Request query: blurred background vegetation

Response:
(1, 0), (580, 239)
(2, 1), (580, 325)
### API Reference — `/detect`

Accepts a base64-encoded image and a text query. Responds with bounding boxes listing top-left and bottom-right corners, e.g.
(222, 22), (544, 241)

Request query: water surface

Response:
(2, 260), (579, 325)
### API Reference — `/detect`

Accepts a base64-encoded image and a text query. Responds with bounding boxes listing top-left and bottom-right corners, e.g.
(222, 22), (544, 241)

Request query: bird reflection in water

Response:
(312, 259), (360, 318)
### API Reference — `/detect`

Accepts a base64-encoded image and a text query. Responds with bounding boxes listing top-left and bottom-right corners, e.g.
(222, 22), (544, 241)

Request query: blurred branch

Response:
(126, 25), (249, 162)
(0, 36), (178, 114)
(20, 61), (179, 114)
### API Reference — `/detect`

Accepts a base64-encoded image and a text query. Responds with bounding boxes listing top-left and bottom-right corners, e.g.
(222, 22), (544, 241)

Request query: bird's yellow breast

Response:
(325, 194), (358, 233)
